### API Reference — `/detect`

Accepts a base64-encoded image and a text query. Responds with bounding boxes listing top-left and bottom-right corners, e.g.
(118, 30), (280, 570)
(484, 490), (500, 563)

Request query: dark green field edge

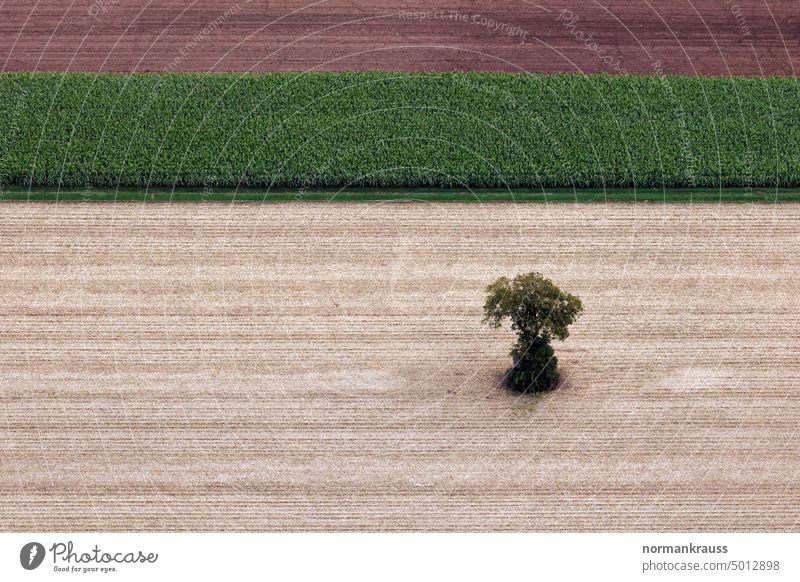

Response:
(1, 72), (799, 190)
(2, 186), (798, 203)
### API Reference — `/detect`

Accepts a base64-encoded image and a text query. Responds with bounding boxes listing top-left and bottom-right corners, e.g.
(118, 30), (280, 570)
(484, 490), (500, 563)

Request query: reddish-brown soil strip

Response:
(1, 1), (797, 76)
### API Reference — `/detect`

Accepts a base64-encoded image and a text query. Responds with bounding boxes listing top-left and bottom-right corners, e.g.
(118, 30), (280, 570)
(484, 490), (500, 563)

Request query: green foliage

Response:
(483, 273), (583, 393)
(507, 340), (559, 394)
(483, 272), (584, 349)
(1, 72), (799, 189)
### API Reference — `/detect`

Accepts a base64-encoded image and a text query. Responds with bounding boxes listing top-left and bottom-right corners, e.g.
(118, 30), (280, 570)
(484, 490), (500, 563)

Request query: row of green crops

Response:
(1, 72), (798, 189)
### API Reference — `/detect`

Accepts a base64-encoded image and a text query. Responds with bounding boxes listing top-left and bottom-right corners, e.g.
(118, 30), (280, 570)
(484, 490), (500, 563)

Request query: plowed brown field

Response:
(1, 202), (798, 531)
(1, 1), (797, 76)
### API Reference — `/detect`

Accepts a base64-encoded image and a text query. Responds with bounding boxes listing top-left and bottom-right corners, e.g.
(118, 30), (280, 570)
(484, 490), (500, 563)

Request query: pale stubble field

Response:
(1, 202), (798, 531)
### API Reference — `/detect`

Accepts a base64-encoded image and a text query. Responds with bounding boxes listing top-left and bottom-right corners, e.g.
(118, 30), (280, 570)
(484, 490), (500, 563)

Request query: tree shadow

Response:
(488, 364), (575, 398)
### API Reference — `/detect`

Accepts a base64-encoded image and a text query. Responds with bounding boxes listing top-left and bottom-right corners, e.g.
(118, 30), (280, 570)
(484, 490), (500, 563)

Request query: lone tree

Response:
(483, 272), (583, 393)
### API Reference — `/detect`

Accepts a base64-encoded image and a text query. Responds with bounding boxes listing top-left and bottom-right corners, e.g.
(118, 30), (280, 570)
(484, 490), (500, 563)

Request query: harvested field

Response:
(0, 1), (797, 76)
(1, 202), (799, 531)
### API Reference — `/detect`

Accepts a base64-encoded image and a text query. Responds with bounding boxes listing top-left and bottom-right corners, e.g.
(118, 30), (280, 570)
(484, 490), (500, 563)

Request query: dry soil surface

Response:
(1, 1), (797, 76)
(1, 202), (799, 531)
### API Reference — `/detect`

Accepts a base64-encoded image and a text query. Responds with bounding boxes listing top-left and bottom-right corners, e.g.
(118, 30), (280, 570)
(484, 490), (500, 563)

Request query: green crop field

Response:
(1, 72), (798, 190)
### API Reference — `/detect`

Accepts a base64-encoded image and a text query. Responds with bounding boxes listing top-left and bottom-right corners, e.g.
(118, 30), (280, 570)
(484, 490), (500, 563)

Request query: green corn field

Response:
(1, 72), (797, 189)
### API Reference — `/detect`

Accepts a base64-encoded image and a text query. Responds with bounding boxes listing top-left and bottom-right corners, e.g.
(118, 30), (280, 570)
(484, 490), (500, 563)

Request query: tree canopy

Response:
(483, 272), (583, 392)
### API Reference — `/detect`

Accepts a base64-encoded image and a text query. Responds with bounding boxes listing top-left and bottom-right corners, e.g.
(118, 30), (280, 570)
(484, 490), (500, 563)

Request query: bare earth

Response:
(1, 1), (797, 76)
(1, 202), (799, 531)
